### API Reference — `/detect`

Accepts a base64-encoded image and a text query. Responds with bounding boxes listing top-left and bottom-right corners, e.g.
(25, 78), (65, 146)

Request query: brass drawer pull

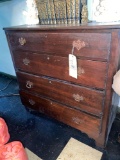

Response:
(78, 67), (85, 76)
(73, 94), (84, 102)
(23, 58), (30, 65)
(73, 40), (86, 50)
(19, 37), (26, 46)
(29, 99), (35, 105)
(26, 81), (33, 88)
(44, 35), (47, 38)
(72, 117), (84, 124)
(49, 81), (52, 84)
(47, 57), (50, 60)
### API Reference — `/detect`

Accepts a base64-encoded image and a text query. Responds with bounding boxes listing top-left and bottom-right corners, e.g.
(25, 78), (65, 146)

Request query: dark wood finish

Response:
(20, 90), (102, 138)
(17, 71), (105, 117)
(7, 32), (110, 61)
(13, 51), (107, 89)
(4, 23), (120, 148)
(94, 30), (120, 147)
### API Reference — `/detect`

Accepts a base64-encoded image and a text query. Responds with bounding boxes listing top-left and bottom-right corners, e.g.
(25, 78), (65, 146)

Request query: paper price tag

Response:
(69, 54), (77, 79)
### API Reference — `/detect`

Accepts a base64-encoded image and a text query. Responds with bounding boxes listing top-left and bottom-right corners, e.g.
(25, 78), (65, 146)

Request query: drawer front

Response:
(8, 31), (111, 60)
(17, 71), (105, 117)
(13, 52), (107, 89)
(20, 90), (102, 138)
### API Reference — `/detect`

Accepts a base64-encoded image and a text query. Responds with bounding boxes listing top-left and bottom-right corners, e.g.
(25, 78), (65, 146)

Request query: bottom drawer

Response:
(20, 90), (102, 139)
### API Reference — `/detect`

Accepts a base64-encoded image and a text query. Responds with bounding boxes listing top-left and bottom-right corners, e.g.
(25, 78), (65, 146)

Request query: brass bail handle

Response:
(73, 94), (84, 102)
(26, 81), (33, 88)
(29, 99), (35, 105)
(23, 58), (30, 65)
(72, 40), (86, 53)
(19, 37), (26, 46)
(77, 67), (85, 76)
(72, 117), (84, 124)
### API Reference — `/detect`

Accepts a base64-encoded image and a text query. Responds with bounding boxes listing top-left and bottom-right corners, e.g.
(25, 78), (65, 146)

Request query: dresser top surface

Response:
(3, 21), (120, 31)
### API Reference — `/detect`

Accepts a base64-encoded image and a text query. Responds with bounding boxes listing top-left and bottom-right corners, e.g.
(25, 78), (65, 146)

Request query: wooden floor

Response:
(0, 73), (120, 160)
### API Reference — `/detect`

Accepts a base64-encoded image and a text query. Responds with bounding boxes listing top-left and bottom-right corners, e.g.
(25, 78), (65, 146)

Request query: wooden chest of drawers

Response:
(4, 23), (120, 148)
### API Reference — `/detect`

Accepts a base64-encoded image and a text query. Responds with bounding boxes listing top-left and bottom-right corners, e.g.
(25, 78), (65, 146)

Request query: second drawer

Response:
(17, 71), (105, 117)
(13, 52), (108, 89)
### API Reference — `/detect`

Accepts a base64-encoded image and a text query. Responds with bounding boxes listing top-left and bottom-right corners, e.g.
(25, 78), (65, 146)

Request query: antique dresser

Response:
(4, 23), (120, 148)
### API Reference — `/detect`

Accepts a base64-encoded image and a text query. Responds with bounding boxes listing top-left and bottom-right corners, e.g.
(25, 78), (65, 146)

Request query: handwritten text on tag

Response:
(69, 54), (77, 79)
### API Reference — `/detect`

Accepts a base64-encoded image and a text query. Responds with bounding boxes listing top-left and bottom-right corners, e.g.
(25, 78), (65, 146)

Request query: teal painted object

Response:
(0, 0), (11, 2)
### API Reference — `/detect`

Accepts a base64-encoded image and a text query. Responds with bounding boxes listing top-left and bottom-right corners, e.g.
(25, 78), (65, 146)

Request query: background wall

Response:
(88, 0), (120, 22)
(0, 0), (26, 76)
(0, 0), (120, 107)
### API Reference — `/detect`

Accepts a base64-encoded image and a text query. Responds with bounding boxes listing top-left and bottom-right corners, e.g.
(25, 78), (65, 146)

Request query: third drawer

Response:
(17, 71), (105, 117)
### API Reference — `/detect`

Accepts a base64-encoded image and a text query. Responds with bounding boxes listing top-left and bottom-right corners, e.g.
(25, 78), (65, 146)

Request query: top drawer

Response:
(7, 31), (111, 61)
